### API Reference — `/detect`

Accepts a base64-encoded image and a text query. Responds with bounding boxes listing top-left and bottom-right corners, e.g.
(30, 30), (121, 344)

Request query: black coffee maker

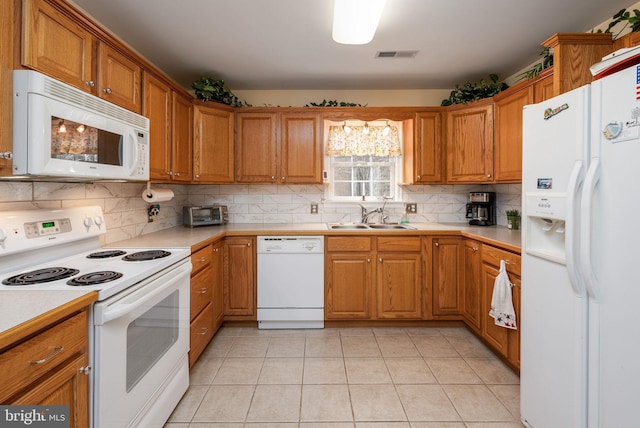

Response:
(465, 192), (496, 226)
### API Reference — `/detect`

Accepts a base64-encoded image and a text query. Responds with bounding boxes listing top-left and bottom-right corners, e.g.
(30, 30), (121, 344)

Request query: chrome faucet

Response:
(359, 199), (390, 224)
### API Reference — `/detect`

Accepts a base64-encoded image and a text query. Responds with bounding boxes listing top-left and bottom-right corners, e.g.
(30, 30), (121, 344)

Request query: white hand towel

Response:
(489, 260), (517, 330)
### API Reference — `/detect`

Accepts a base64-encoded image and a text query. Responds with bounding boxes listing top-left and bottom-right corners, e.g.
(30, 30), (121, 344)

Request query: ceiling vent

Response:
(375, 50), (418, 59)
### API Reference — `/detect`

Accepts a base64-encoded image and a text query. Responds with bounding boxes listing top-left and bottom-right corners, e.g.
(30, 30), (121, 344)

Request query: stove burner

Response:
(2, 267), (80, 285)
(87, 250), (127, 259)
(67, 271), (123, 286)
(122, 250), (171, 261)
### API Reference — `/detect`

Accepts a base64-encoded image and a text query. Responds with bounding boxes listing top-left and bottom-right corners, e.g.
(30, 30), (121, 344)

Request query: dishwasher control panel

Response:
(257, 236), (324, 253)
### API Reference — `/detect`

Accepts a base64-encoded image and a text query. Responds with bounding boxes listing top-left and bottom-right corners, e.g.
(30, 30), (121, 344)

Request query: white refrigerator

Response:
(521, 49), (640, 428)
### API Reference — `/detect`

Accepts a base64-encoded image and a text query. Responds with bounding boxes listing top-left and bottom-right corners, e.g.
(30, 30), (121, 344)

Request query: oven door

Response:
(92, 259), (191, 428)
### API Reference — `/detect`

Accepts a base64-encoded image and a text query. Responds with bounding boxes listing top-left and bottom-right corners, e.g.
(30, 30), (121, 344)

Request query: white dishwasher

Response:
(257, 236), (324, 329)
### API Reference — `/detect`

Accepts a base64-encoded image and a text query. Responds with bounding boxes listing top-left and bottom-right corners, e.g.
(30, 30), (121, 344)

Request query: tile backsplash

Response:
(0, 181), (521, 243)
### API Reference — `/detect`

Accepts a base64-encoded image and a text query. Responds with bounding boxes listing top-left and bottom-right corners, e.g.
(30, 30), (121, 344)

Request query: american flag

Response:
(636, 66), (640, 100)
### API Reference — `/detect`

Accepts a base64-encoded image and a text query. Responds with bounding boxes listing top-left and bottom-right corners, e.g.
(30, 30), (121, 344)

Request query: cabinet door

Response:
(414, 111), (443, 183)
(376, 253), (422, 319)
(224, 237), (255, 317)
(325, 253), (372, 319)
(432, 238), (463, 316)
(211, 241), (225, 330)
(446, 102), (494, 182)
(189, 303), (214, 367)
(97, 43), (141, 113)
(533, 72), (554, 103)
(12, 353), (89, 428)
(143, 73), (172, 180)
(236, 113), (277, 182)
(507, 274), (521, 370)
(22, 0), (95, 93)
(494, 86), (532, 182)
(193, 105), (235, 183)
(171, 92), (193, 181)
(462, 239), (482, 332)
(279, 113), (322, 183)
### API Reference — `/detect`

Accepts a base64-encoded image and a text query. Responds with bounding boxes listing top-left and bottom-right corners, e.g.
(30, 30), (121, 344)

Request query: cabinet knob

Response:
(271, 176), (275, 180)
(168, 171), (173, 176)
(195, 174), (200, 179)
(472, 247), (479, 252)
(487, 173), (492, 178)
(435, 242), (439, 247)
(213, 248), (219, 252)
(378, 258), (382, 263)
(103, 88), (112, 94)
(247, 242), (251, 247)
(175, 172), (180, 177)
(367, 258), (371, 263)
(79, 366), (92, 375)
(84, 80), (95, 87)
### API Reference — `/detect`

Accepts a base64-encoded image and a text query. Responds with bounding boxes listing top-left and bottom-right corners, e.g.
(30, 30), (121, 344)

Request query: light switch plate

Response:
(310, 203), (319, 214)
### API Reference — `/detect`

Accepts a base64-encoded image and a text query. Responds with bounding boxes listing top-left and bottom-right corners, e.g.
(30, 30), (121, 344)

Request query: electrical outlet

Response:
(310, 203), (319, 214)
(405, 203), (417, 213)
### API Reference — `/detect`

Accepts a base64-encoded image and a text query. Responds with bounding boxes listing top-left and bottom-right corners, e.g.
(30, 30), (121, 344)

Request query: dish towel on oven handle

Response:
(489, 260), (517, 330)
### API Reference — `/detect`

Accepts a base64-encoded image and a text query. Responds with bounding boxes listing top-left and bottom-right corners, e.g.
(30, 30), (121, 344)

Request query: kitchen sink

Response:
(327, 223), (416, 230)
(368, 224), (416, 230)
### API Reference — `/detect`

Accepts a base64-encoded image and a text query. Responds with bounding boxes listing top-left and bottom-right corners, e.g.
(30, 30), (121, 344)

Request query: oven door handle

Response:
(97, 262), (191, 324)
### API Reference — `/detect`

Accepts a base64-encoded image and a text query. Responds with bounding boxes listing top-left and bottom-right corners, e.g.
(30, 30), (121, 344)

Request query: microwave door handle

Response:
(125, 129), (138, 177)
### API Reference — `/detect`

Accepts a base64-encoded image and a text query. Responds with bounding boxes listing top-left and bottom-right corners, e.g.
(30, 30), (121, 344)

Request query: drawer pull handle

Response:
(79, 365), (92, 375)
(199, 257), (208, 262)
(31, 346), (64, 365)
(200, 288), (208, 294)
(198, 327), (209, 336)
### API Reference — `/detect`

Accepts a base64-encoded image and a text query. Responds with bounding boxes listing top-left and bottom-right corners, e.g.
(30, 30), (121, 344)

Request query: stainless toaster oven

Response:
(183, 205), (228, 227)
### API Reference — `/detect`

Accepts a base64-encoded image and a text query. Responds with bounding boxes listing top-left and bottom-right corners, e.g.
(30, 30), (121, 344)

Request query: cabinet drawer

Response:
(190, 266), (213, 319)
(191, 245), (212, 273)
(326, 236), (372, 252)
(0, 311), (87, 401)
(189, 303), (214, 366)
(377, 236), (421, 252)
(482, 245), (521, 276)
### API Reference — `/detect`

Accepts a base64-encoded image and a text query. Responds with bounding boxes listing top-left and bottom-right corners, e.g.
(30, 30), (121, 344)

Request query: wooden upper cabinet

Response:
(532, 68), (555, 103)
(22, 0), (96, 93)
(235, 112), (278, 182)
(193, 104), (235, 183)
(171, 92), (193, 181)
(413, 110), (443, 183)
(143, 72), (172, 180)
(446, 100), (494, 183)
(493, 86), (532, 183)
(279, 113), (323, 183)
(97, 43), (142, 113)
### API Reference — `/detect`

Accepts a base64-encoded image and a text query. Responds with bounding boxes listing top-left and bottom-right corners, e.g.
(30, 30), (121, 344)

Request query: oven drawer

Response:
(189, 302), (214, 366)
(0, 311), (87, 402)
(191, 266), (213, 319)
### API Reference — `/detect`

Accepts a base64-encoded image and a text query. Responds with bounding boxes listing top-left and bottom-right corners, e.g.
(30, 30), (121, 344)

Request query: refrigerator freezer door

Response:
(584, 65), (640, 428)
(521, 86), (590, 428)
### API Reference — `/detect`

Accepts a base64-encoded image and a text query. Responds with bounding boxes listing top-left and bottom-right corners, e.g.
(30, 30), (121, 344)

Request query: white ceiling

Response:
(69, 0), (632, 91)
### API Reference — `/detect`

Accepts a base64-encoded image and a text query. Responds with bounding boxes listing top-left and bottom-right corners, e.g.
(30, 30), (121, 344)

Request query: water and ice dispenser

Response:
(524, 193), (567, 264)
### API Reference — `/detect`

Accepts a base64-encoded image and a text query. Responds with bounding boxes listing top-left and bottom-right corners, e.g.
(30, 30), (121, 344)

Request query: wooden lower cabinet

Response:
(480, 244), (521, 370)
(462, 239), (482, 332)
(223, 237), (256, 318)
(211, 240), (225, 330)
(0, 311), (91, 428)
(431, 237), (464, 317)
(189, 244), (214, 366)
(325, 236), (422, 320)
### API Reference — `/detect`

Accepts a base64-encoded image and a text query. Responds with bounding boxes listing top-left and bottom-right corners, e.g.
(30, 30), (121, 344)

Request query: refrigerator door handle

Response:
(565, 160), (586, 296)
(580, 157), (601, 301)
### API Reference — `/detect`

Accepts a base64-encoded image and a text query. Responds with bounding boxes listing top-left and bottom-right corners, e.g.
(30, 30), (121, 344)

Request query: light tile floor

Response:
(165, 326), (523, 428)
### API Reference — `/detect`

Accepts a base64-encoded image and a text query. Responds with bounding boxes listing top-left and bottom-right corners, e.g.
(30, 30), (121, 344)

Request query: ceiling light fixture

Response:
(332, 0), (386, 45)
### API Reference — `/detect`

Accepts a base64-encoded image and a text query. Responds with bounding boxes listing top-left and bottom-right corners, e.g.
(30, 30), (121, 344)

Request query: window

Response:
(324, 120), (402, 201)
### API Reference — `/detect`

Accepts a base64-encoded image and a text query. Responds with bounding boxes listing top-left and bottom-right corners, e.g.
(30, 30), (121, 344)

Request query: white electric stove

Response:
(0, 206), (192, 428)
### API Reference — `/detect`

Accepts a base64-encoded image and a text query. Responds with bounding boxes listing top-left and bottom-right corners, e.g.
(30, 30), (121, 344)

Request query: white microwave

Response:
(11, 70), (150, 181)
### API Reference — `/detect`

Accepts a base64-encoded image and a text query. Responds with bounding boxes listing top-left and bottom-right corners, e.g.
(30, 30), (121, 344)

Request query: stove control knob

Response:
(94, 216), (104, 229)
(84, 217), (94, 229)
